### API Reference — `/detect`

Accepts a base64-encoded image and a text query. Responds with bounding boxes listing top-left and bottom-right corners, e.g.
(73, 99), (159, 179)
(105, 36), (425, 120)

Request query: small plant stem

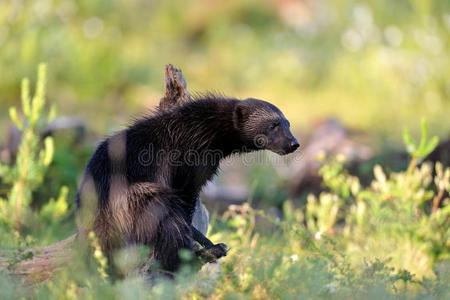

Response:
(432, 189), (444, 213)
(407, 158), (417, 174)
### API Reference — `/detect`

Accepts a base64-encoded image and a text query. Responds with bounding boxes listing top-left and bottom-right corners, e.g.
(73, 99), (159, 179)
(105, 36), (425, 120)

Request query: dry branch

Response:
(0, 235), (76, 285)
(159, 64), (191, 111)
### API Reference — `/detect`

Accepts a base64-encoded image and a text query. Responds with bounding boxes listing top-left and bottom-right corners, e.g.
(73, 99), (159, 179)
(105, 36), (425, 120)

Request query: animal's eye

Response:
(269, 122), (280, 130)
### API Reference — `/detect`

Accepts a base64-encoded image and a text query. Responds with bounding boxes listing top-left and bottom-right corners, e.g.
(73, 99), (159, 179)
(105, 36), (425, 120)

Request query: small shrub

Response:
(0, 65), (68, 236)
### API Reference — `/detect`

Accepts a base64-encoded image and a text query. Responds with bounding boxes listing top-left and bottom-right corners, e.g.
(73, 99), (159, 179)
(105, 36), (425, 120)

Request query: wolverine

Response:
(76, 94), (299, 274)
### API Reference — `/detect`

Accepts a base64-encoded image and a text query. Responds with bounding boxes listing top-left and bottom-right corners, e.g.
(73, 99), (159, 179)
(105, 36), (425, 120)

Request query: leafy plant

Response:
(403, 118), (440, 171)
(0, 65), (68, 232)
(304, 128), (449, 277)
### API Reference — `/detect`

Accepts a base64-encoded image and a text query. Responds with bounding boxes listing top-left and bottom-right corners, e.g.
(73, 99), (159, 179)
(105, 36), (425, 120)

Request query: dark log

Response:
(0, 235), (76, 285)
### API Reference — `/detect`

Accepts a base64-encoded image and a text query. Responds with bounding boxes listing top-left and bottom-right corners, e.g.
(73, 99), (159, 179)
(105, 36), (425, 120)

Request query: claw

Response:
(196, 242), (229, 263)
(215, 243), (229, 256)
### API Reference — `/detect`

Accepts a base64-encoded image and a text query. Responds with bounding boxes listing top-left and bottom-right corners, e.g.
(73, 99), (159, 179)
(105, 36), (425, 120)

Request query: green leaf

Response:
(30, 64), (47, 127)
(402, 128), (416, 154)
(8, 107), (22, 129)
(21, 78), (31, 117)
(421, 136), (439, 158)
(41, 137), (54, 166)
(403, 120), (439, 160)
(40, 186), (69, 222)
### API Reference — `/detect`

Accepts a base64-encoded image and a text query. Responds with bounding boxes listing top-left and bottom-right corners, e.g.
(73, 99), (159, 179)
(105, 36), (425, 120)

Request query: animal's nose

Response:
(290, 139), (299, 151)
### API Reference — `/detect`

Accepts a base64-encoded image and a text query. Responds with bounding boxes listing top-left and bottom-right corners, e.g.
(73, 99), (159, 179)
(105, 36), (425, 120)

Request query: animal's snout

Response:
(289, 139), (299, 152)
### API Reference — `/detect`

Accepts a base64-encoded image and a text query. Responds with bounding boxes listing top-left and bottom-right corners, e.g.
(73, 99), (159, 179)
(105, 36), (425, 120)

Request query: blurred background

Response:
(1, 0), (449, 133)
(2, 0), (450, 208)
(0, 1), (449, 297)
(1, 0), (450, 204)
(0, 0), (450, 220)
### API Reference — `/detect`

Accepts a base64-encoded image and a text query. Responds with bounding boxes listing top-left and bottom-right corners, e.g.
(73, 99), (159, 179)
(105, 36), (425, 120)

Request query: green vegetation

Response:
(1, 0), (450, 298)
(0, 0), (449, 135)
(0, 66), (449, 299)
(0, 64), (68, 235)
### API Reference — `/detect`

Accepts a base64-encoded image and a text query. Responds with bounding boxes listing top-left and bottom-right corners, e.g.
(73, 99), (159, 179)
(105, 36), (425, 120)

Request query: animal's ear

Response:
(233, 103), (250, 129)
(159, 64), (191, 111)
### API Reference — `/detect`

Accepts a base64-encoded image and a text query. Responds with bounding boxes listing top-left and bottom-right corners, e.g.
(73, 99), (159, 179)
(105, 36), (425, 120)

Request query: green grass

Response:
(1, 1), (450, 298)
(0, 116), (449, 298)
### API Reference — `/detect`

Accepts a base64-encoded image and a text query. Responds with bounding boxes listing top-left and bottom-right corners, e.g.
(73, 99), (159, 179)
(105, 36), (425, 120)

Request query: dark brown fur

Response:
(76, 95), (298, 273)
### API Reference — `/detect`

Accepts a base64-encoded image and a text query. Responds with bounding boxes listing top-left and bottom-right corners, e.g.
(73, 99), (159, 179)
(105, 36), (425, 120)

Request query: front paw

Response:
(210, 243), (229, 258)
(197, 243), (229, 263)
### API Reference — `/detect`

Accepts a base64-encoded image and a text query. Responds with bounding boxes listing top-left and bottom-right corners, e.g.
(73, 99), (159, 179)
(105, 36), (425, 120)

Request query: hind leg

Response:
(134, 198), (194, 275)
(129, 183), (226, 272)
(127, 183), (194, 273)
(153, 209), (193, 273)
